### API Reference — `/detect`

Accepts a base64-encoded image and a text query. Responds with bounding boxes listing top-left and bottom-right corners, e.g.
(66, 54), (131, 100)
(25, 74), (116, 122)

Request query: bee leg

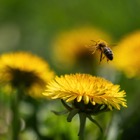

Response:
(107, 58), (109, 63)
(102, 55), (106, 60)
(90, 40), (98, 54)
(92, 47), (97, 54)
(100, 51), (103, 62)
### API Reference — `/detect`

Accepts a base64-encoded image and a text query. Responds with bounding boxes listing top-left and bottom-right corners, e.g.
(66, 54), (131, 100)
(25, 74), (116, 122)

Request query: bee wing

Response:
(108, 43), (117, 48)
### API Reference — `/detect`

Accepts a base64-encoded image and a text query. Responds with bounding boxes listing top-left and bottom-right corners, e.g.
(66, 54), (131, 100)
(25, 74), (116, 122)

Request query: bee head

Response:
(98, 42), (107, 48)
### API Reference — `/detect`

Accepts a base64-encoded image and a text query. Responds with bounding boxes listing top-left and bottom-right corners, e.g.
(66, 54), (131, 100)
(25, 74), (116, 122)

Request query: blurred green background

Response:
(0, 0), (140, 140)
(1, 0), (140, 58)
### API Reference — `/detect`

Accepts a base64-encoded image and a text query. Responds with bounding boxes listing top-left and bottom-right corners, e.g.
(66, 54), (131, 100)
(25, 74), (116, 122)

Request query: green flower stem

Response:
(11, 89), (20, 140)
(78, 112), (87, 140)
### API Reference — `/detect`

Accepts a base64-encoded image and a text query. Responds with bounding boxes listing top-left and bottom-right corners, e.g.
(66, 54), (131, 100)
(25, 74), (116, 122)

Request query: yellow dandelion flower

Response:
(52, 26), (112, 69)
(0, 51), (55, 98)
(43, 74), (127, 136)
(112, 31), (140, 78)
(43, 74), (127, 139)
(43, 73), (127, 111)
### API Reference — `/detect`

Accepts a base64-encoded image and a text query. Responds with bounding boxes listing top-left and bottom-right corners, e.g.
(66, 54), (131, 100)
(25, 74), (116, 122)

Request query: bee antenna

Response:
(90, 40), (97, 45)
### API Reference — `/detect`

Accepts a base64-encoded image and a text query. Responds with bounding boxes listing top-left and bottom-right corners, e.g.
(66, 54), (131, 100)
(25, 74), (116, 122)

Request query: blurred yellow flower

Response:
(52, 26), (112, 69)
(113, 31), (140, 78)
(0, 51), (55, 98)
(43, 73), (127, 111)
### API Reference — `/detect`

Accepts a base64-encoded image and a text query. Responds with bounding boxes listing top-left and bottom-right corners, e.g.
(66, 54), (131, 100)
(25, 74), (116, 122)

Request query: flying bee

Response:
(86, 40), (113, 62)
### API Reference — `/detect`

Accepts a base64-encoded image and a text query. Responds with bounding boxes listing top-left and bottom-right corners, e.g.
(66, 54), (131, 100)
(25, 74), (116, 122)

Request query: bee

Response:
(87, 40), (113, 62)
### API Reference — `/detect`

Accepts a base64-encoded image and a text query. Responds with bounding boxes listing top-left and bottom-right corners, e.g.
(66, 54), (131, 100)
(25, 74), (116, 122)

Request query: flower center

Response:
(7, 67), (45, 88)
